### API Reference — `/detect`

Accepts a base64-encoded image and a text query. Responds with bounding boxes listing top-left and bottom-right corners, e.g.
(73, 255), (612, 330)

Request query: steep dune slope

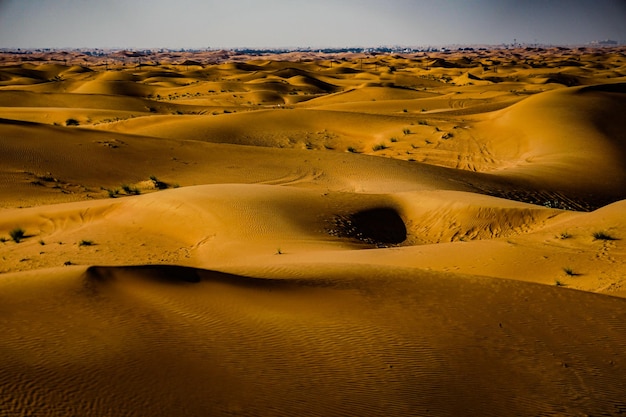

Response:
(479, 83), (626, 197)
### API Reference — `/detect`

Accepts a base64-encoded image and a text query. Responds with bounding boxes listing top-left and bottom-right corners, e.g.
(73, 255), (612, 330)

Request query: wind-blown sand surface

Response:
(1, 47), (626, 416)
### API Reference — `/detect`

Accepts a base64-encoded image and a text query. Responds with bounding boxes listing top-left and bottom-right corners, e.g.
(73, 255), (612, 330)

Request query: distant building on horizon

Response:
(590, 39), (619, 46)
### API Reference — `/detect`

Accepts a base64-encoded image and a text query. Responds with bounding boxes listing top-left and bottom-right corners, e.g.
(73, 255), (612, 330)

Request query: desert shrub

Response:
(9, 228), (25, 243)
(563, 267), (576, 276)
(149, 175), (168, 190)
(79, 240), (94, 246)
(592, 231), (617, 241)
(347, 146), (358, 153)
(39, 174), (56, 182)
(121, 184), (140, 195)
(402, 128), (411, 135)
(372, 143), (388, 151)
(390, 137), (398, 143)
(65, 118), (80, 126)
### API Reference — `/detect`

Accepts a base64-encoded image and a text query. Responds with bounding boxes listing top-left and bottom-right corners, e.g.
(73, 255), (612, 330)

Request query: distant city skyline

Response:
(1, 0), (625, 49)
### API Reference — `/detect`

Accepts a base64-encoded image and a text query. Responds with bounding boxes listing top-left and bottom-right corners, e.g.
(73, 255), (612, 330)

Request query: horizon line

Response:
(1, 40), (624, 52)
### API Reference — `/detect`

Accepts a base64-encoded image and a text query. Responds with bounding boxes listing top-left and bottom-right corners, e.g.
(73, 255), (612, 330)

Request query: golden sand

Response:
(1, 47), (626, 416)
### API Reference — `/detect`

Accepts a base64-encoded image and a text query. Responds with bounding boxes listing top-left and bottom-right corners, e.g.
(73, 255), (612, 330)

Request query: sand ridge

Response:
(1, 46), (626, 416)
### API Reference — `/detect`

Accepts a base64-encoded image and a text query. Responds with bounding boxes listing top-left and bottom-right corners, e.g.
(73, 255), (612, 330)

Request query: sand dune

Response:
(477, 83), (626, 200)
(1, 183), (623, 294)
(2, 264), (626, 416)
(1, 47), (626, 416)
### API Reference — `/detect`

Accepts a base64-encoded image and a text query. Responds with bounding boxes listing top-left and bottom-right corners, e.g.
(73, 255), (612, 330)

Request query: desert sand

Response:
(1, 46), (626, 416)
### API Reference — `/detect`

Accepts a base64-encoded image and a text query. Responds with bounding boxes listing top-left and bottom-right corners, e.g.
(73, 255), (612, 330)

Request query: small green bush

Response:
(592, 231), (617, 241)
(150, 175), (168, 190)
(121, 184), (141, 195)
(563, 267), (576, 276)
(372, 143), (388, 151)
(10, 228), (25, 243)
(65, 118), (80, 126)
(79, 240), (94, 247)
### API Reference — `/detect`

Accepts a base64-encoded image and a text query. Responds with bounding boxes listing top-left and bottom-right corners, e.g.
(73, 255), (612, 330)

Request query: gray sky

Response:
(0, 0), (624, 49)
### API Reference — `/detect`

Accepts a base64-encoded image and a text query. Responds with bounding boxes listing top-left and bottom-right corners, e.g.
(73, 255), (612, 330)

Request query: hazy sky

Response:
(0, 0), (624, 49)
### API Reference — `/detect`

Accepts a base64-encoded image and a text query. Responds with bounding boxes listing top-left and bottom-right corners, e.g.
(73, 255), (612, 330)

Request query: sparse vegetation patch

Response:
(121, 184), (141, 195)
(563, 267), (578, 276)
(592, 231), (617, 241)
(150, 175), (168, 190)
(9, 228), (25, 243)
